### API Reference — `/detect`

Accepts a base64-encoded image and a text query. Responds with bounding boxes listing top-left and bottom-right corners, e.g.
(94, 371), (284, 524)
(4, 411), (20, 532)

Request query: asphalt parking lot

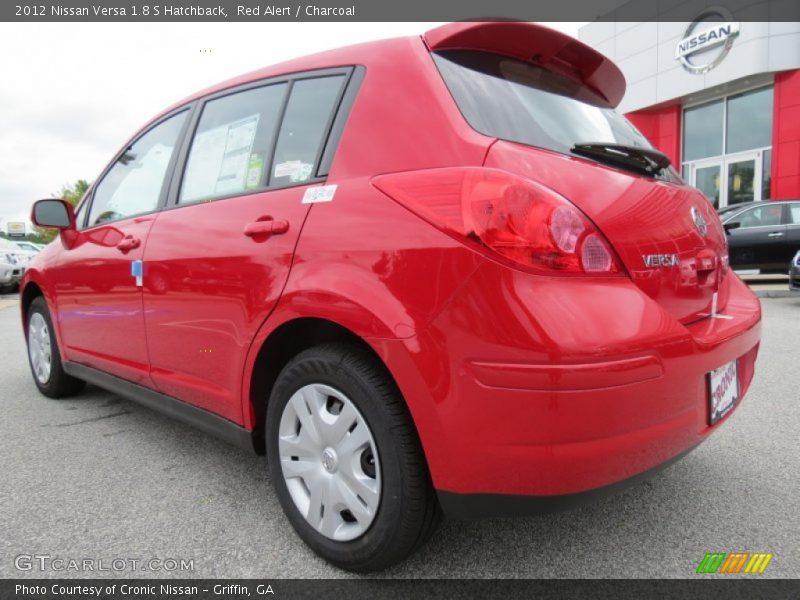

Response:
(0, 290), (798, 579)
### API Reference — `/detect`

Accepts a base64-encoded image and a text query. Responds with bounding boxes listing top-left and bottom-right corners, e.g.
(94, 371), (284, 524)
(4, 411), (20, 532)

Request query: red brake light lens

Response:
(372, 167), (623, 276)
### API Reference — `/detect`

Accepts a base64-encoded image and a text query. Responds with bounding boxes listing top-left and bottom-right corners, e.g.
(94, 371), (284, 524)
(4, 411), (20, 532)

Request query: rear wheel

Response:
(26, 297), (85, 398)
(266, 343), (440, 572)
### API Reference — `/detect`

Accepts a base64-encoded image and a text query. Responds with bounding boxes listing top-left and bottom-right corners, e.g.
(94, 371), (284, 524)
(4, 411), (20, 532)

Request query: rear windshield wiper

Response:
(571, 143), (671, 177)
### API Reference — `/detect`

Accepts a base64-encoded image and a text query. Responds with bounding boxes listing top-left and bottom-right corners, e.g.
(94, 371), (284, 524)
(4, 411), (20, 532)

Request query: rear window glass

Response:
(432, 50), (653, 158)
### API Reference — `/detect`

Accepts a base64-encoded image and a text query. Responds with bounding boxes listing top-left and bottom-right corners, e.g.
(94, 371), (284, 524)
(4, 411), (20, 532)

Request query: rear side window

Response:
(729, 205), (783, 229)
(88, 111), (188, 227)
(180, 83), (287, 204)
(270, 76), (345, 186)
(788, 204), (800, 225)
(432, 50), (652, 158)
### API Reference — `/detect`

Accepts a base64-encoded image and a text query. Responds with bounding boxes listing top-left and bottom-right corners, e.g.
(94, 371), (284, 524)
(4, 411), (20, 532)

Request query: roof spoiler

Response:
(423, 21), (626, 108)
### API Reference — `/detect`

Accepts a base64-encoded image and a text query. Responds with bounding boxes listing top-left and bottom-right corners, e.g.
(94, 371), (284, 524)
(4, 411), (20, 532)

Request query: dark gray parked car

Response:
(717, 200), (800, 273)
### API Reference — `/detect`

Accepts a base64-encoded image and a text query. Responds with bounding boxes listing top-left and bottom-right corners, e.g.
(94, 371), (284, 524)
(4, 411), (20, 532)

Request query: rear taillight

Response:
(372, 167), (624, 276)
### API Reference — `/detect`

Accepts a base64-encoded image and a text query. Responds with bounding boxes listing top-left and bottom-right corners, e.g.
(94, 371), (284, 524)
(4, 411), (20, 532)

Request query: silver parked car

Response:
(0, 238), (34, 293)
(790, 250), (800, 292)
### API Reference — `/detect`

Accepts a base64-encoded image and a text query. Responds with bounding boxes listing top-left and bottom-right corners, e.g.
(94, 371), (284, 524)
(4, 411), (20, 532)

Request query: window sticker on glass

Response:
(274, 160), (302, 179)
(182, 114), (260, 200)
(273, 160), (314, 183)
(245, 154), (264, 190)
(216, 115), (260, 195)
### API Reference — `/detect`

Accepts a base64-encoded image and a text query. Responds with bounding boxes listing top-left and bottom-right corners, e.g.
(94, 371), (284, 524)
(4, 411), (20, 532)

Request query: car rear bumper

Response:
(374, 264), (761, 515)
(436, 441), (703, 518)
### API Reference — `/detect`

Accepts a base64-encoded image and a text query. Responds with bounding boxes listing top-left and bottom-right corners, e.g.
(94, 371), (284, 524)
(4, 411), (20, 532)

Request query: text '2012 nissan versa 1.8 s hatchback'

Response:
(22, 22), (761, 571)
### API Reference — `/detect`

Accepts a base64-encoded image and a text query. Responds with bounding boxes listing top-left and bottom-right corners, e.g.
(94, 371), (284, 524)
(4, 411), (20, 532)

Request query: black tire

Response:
(266, 343), (440, 572)
(26, 297), (85, 398)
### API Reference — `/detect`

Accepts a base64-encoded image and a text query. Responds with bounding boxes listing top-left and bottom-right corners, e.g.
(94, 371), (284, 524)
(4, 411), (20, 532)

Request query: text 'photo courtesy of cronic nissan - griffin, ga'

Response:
(20, 20), (761, 572)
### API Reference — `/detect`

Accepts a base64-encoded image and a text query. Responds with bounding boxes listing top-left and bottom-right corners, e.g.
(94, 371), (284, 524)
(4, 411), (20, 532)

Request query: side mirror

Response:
(723, 222), (741, 234)
(31, 198), (80, 249)
(31, 198), (75, 230)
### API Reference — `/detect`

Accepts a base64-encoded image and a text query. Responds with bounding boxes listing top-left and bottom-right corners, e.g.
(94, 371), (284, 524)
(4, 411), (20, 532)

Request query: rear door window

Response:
(179, 83), (287, 204)
(87, 111), (188, 227)
(269, 75), (346, 186)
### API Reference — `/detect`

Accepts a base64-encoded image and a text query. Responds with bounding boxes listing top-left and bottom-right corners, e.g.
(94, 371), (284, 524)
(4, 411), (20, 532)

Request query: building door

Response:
(688, 159), (722, 208)
(724, 150), (763, 207)
(687, 150), (765, 209)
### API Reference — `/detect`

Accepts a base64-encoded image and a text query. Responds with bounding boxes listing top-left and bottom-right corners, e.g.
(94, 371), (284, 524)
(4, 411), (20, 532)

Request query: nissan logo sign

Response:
(675, 9), (740, 74)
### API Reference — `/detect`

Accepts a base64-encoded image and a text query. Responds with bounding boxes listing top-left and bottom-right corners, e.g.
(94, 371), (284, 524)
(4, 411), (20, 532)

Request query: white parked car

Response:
(12, 240), (43, 253)
(0, 238), (34, 293)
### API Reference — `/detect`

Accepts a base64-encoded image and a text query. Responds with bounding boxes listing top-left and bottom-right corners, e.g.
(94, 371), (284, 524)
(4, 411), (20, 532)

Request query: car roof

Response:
(718, 200), (799, 212)
(144, 22), (625, 143)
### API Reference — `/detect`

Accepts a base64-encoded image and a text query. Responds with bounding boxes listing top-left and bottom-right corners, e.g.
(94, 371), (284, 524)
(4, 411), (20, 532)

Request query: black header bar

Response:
(2, 0), (799, 22)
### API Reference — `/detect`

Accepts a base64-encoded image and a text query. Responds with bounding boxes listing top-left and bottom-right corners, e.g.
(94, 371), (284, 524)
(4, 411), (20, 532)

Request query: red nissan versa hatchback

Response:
(22, 21), (761, 571)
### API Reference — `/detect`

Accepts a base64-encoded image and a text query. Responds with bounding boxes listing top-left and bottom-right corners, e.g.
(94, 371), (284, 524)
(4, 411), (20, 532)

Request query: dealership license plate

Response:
(708, 359), (740, 425)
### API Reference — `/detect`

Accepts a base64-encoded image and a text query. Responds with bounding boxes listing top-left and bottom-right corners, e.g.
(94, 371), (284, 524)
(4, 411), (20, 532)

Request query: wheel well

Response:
(21, 282), (43, 324)
(249, 318), (389, 455)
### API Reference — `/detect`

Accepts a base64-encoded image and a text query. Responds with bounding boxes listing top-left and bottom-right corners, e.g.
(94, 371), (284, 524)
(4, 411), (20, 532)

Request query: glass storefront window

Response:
(695, 165), (721, 208)
(682, 85), (773, 208)
(727, 159), (756, 206)
(683, 100), (723, 161)
(726, 87), (773, 154)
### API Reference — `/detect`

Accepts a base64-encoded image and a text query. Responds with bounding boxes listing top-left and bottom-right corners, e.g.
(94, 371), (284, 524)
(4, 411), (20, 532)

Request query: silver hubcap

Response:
(28, 312), (52, 384)
(278, 383), (381, 541)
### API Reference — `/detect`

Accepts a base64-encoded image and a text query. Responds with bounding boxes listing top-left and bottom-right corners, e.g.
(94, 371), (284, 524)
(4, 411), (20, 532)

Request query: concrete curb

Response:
(754, 290), (798, 299)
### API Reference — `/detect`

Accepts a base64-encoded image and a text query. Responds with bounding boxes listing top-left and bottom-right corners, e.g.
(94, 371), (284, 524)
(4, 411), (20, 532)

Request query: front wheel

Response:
(266, 343), (440, 572)
(26, 297), (85, 398)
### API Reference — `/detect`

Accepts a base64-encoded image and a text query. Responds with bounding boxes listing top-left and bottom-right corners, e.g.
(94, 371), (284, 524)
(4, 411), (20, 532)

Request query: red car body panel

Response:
(21, 21), (762, 511)
(484, 141), (731, 324)
(32, 217), (158, 386)
(373, 264), (760, 496)
(141, 187), (312, 422)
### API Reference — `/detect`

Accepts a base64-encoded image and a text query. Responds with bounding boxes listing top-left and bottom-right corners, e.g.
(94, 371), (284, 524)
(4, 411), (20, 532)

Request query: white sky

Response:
(0, 22), (583, 230)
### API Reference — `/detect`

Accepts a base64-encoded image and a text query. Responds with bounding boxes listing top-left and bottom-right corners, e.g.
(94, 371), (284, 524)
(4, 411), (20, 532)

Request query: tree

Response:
(33, 179), (91, 243)
(59, 179), (90, 207)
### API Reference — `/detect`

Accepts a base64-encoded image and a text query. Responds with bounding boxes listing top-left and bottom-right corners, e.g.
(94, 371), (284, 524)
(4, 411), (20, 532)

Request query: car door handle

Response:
(116, 235), (141, 253)
(243, 217), (289, 238)
(767, 232), (784, 237)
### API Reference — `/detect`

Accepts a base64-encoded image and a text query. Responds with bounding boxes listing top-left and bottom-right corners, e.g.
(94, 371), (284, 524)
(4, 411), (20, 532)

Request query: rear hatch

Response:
(425, 23), (728, 324)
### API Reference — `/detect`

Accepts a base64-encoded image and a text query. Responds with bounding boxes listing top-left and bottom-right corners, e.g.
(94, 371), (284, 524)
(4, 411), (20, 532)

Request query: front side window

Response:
(88, 111), (187, 227)
(269, 76), (346, 186)
(180, 83), (287, 204)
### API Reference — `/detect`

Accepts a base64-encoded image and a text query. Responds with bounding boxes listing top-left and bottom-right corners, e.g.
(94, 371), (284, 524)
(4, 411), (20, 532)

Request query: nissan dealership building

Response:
(579, 13), (800, 208)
